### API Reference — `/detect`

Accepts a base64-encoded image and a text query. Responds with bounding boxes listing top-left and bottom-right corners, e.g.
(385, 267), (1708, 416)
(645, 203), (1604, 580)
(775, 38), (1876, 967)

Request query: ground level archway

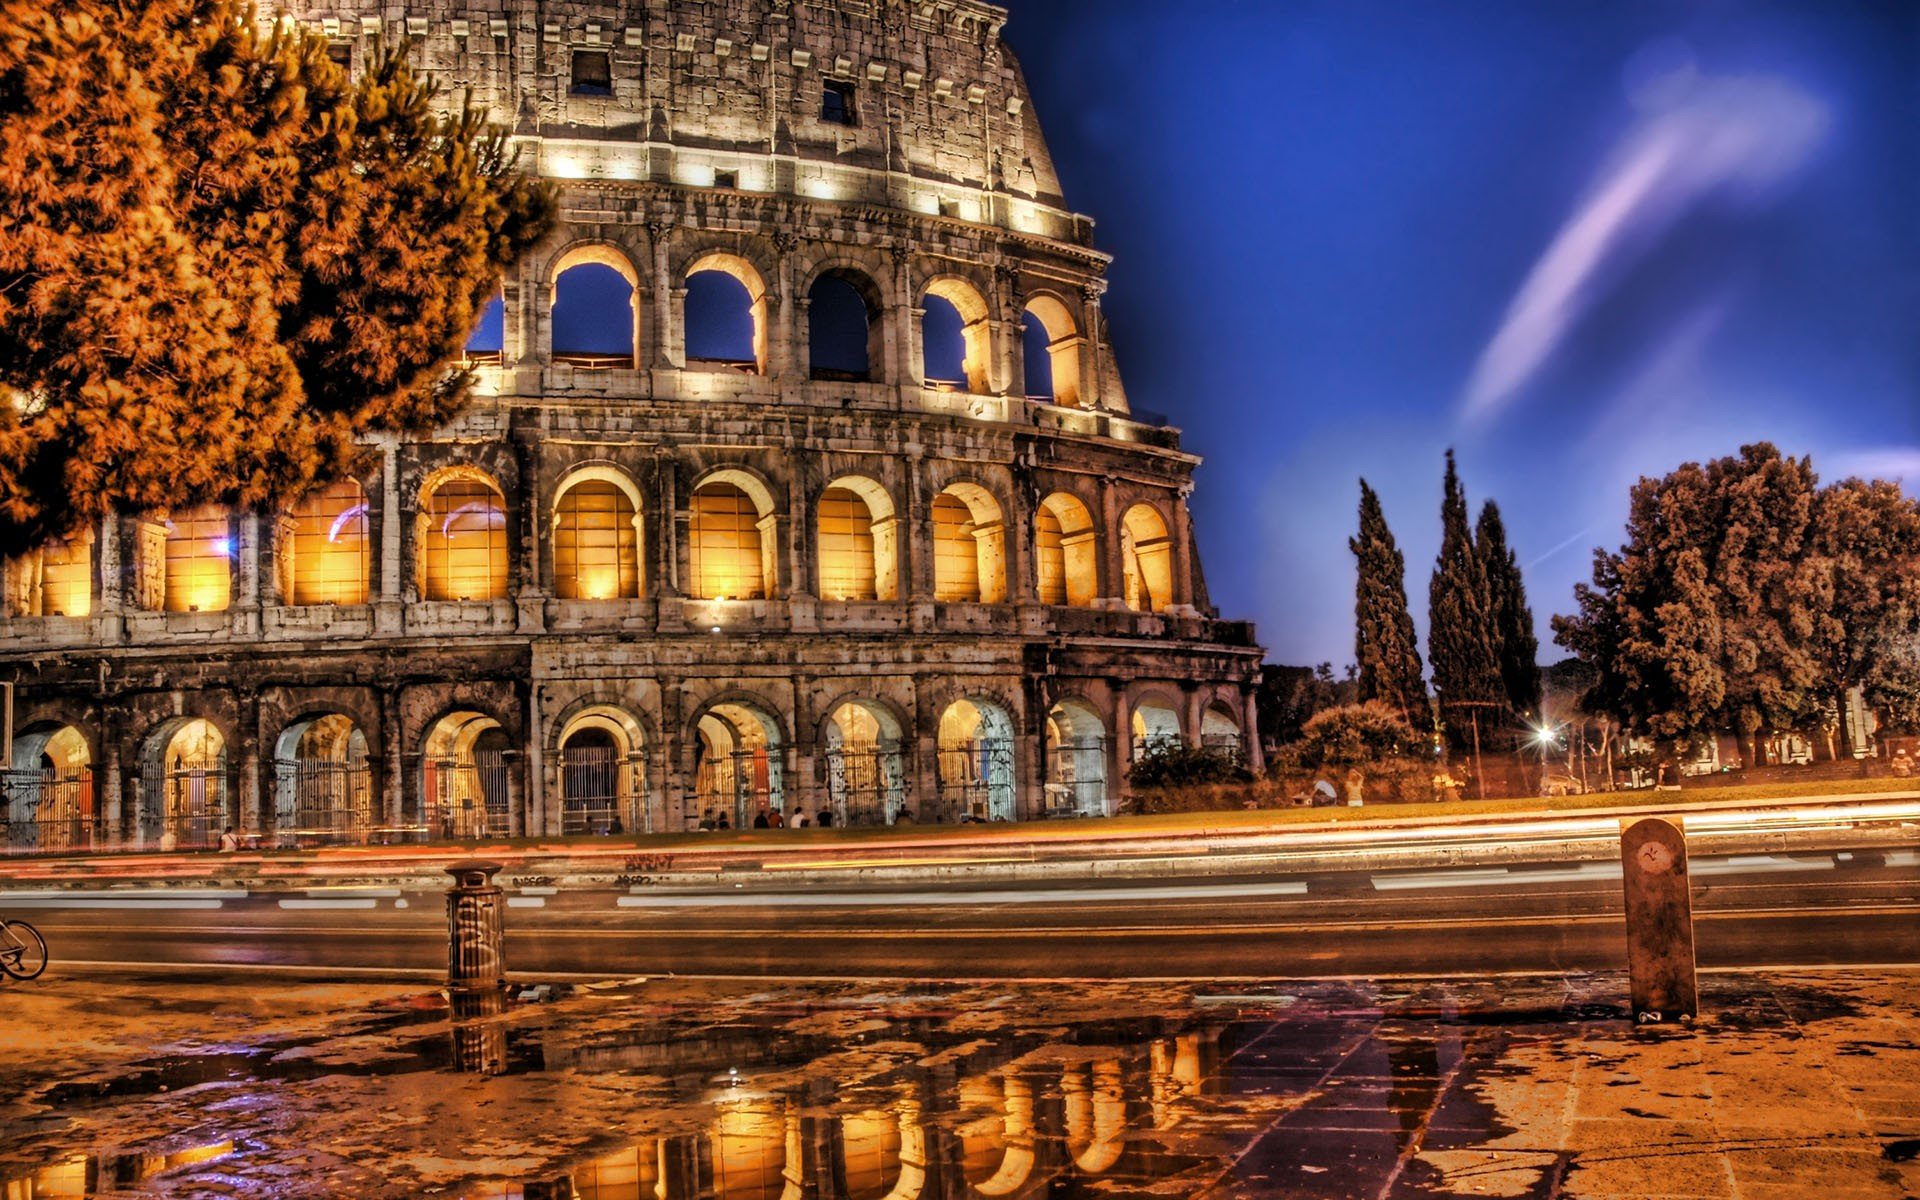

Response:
(558, 706), (647, 835)
(694, 702), (784, 829)
(1045, 700), (1110, 817)
(141, 718), (229, 850)
(6, 724), (94, 853)
(937, 698), (1016, 822)
(823, 701), (908, 826)
(421, 711), (511, 838)
(273, 714), (373, 845)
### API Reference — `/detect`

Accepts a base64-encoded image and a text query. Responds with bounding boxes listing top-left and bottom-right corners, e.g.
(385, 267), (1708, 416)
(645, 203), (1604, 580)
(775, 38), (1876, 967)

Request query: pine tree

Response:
(1350, 479), (1428, 728)
(1476, 500), (1542, 722)
(1428, 451), (1502, 744)
(0, 0), (555, 555)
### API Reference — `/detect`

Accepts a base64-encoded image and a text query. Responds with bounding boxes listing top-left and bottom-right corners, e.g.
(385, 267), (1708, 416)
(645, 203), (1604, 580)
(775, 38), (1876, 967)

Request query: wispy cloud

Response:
(1825, 448), (1920, 484)
(1461, 67), (1828, 423)
(1525, 526), (1595, 572)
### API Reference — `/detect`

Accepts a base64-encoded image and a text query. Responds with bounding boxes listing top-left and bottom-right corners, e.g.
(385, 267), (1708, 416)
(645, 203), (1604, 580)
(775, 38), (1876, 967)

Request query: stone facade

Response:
(0, 0), (1263, 850)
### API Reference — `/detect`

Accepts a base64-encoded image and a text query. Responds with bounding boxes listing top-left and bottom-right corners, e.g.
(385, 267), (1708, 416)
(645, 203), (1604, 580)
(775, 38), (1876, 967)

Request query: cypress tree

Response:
(1428, 451), (1502, 744)
(1476, 500), (1542, 722)
(1350, 479), (1428, 728)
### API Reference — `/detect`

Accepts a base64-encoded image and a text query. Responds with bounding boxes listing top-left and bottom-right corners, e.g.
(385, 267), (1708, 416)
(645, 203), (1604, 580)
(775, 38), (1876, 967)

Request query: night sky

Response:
(1001, 0), (1918, 668)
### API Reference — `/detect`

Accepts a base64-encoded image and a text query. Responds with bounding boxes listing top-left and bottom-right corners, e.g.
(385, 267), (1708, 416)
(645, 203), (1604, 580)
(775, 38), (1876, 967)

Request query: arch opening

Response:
(710, 1099), (791, 1200)
(273, 713), (372, 844)
(6, 528), (93, 618)
(1036, 492), (1098, 607)
(936, 698), (1016, 822)
(163, 507), (232, 613)
(465, 291), (506, 364)
(685, 253), (768, 374)
(807, 272), (877, 382)
(559, 707), (647, 835)
(421, 711), (510, 838)
(552, 255), (638, 367)
(287, 478), (370, 606)
(1131, 698), (1183, 758)
(960, 1073), (1036, 1196)
(1202, 703), (1244, 761)
(419, 472), (508, 603)
(694, 701), (784, 830)
(931, 483), (1007, 604)
(823, 701), (908, 826)
(689, 476), (775, 601)
(553, 473), (642, 601)
(920, 278), (990, 393)
(817, 476), (897, 602)
(6, 723), (93, 853)
(1121, 504), (1174, 614)
(1046, 699), (1110, 817)
(1022, 294), (1083, 406)
(141, 718), (229, 850)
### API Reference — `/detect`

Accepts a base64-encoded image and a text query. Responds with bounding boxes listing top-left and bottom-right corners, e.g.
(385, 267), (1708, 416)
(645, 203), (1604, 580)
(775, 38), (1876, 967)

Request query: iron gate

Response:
(275, 758), (373, 843)
(560, 745), (641, 835)
(423, 749), (509, 839)
(936, 737), (1014, 821)
(2, 770), (95, 853)
(147, 765), (227, 849)
(1047, 736), (1109, 817)
(825, 742), (907, 825)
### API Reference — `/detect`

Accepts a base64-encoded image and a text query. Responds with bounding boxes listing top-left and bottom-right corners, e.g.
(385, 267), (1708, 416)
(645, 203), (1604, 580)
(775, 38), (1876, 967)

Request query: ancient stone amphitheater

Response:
(0, 0), (1262, 849)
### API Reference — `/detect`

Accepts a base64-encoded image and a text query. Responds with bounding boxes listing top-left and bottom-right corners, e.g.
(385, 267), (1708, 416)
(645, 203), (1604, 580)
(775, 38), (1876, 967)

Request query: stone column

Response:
(232, 513), (262, 637)
(525, 681), (547, 835)
(903, 445), (933, 631)
(237, 690), (263, 837)
(94, 515), (125, 644)
(99, 723), (125, 848)
(376, 438), (405, 635)
(770, 232), (798, 379)
(1098, 477), (1124, 608)
(1242, 687), (1266, 774)
(1170, 485), (1198, 613)
(1111, 686), (1134, 804)
(1081, 280), (1109, 409)
(892, 245), (919, 387)
(513, 429), (546, 633)
(382, 687), (405, 829)
(648, 221), (676, 368)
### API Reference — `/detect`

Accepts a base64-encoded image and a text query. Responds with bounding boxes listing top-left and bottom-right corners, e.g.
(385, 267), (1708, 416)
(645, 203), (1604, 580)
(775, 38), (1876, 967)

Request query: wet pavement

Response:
(1, 969), (1916, 1198)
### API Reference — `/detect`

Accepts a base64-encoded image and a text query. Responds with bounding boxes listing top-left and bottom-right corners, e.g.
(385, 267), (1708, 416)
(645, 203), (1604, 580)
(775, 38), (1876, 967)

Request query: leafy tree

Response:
(1806, 477), (1920, 741)
(1553, 444), (1867, 762)
(1351, 479), (1429, 728)
(1256, 661), (1350, 747)
(1427, 451), (1502, 744)
(1476, 500), (1542, 723)
(0, 0), (554, 555)
(1294, 702), (1422, 767)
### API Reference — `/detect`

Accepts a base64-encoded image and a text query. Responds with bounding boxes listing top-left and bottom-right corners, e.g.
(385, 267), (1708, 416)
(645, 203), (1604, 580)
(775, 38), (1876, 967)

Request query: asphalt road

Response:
(17, 847), (1918, 981)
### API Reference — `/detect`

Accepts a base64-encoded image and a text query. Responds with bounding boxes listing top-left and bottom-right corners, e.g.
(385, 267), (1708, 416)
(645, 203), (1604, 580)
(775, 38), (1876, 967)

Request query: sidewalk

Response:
(3, 789), (1916, 895)
(1, 967), (1914, 1198)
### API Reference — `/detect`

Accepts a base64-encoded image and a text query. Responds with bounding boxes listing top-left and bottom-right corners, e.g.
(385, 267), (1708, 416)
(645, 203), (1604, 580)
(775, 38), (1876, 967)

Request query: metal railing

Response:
(2, 770), (96, 854)
(145, 766), (228, 850)
(936, 738), (1015, 821)
(1046, 736), (1109, 817)
(274, 758), (374, 844)
(825, 743), (908, 825)
(559, 745), (641, 835)
(423, 750), (509, 839)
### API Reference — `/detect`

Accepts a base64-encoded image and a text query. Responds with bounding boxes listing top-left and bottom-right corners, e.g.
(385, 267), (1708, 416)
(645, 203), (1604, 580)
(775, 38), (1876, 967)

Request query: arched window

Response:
(1022, 295), (1083, 407)
(1120, 504), (1174, 613)
(816, 477), (897, 603)
(6, 723), (92, 853)
(685, 254), (769, 374)
(553, 476), (641, 601)
(1131, 699), (1183, 756)
(551, 247), (639, 367)
(465, 292), (505, 364)
(808, 273), (875, 381)
(147, 717), (228, 849)
(1035, 493), (1098, 607)
(288, 479), (370, 606)
(931, 484), (1006, 604)
(164, 507), (232, 613)
(689, 480), (770, 600)
(420, 475), (508, 602)
(1202, 704), (1244, 759)
(920, 279), (990, 393)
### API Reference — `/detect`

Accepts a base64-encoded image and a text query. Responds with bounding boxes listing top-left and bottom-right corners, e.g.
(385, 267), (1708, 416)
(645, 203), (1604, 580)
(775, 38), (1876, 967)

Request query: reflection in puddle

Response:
(5, 1142), (235, 1198)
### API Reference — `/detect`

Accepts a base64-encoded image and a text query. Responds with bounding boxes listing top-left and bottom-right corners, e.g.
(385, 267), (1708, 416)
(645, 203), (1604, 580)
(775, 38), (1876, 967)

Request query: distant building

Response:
(0, 0), (1262, 850)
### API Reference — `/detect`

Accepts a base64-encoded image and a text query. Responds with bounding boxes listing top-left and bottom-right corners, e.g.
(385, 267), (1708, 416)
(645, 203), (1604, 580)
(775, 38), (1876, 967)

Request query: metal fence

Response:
(696, 749), (777, 828)
(2, 770), (96, 854)
(824, 742), (907, 825)
(936, 737), (1015, 821)
(146, 765), (228, 850)
(274, 758), (374, 844)
(1046, 736), (1109, 817)
(423, 749), (509, 839)
(559, 745), (641, 835)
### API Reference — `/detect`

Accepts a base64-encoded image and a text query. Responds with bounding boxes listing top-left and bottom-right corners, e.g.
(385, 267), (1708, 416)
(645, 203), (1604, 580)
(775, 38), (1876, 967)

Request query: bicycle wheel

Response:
(0, 921), (47, 980)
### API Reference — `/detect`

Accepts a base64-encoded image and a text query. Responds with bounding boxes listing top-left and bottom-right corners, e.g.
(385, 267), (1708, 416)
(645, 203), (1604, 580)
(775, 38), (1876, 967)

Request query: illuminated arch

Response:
(272, 712), (373, 843)
(920, 276), (991, 393)
(689, 468), (778, 601)
(140, 717), (230, 850)
(1131, 693), (1183, 754)
(6, 722), (93, 853)
(1065, 1060), (1127, 1174)
(693, 697), (785, 828)
(684, 251), (770, 374)
(163, 507), (233, 613)
(822, 698), (909, 825)
(1035, 491), (1098, 607)
(552, 465), (644, 601)
(550, 242), (641, 367)
(1120, 503), (1174, 613)
(931, 482), (1007, 604)
(287, 478), (370, 606)
(960, 1074), (1036, 1197)
(417, 468), (508, 603)
(1045, 698), (1110, 817)
(937, 698), (1016, 822)
(816, 475), (898, 602)
(6, 527), (93, 619)
(1202, 703), (1244, 758)
(1021, 292), (1083, 407)
(557, 704), (646, 835)
(420, 709), (511, 838)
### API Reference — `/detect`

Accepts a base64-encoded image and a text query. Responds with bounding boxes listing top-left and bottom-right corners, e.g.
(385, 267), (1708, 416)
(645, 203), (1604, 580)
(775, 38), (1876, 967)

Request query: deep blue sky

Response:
(1003, 0), (1919, 667)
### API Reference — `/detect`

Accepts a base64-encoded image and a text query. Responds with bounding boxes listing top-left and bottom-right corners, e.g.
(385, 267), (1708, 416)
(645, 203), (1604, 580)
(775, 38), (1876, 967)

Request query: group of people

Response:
(695, 806), (926, 830)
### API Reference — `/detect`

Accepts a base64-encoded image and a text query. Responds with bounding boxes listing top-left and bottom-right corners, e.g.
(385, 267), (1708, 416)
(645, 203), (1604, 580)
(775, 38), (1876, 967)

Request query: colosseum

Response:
(0, 0), (1263, 849)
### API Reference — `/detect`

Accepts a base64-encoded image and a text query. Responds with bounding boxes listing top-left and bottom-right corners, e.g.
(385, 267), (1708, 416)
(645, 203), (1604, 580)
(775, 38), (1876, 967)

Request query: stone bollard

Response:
(1620, 817), (1698, 1023)
(445, 860), (506, 988)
